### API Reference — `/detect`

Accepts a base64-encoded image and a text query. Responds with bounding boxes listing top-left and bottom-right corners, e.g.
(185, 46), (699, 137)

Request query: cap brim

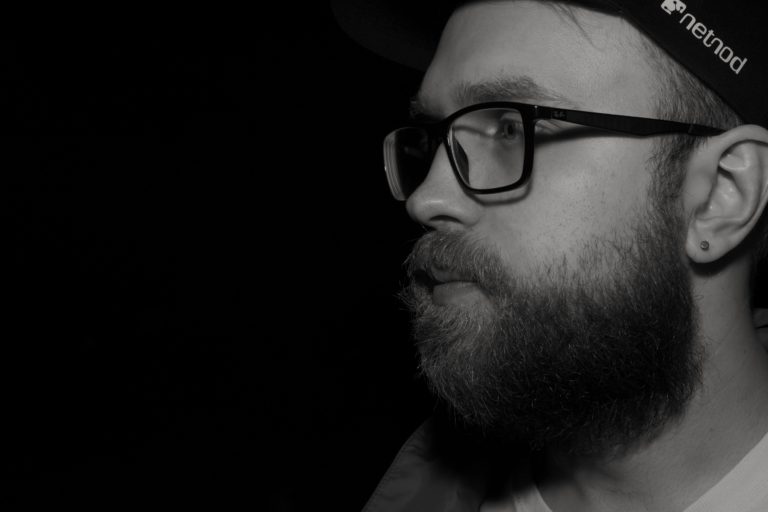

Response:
(331, 0), (458, 70)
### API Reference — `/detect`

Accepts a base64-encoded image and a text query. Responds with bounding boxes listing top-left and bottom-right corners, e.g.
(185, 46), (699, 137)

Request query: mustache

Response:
(405, 231), (509, 292)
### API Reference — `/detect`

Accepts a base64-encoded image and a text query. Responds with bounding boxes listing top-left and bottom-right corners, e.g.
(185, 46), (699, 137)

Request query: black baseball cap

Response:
(331, 0), (768, 126)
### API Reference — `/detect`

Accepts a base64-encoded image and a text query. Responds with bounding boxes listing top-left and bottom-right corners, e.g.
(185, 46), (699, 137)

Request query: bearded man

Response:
(333, 1), (768, 510)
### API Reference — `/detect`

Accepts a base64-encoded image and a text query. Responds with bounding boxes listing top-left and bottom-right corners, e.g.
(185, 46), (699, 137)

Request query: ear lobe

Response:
(686, 125), (768, 264)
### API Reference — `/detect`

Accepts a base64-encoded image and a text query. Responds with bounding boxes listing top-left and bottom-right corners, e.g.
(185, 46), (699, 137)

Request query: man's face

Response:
(401, 1), (701, 454)
(409, 0), (662, 282)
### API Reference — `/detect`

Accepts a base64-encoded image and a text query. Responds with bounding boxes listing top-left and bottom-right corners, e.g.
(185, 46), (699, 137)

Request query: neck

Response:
(536, 264), (768, 512)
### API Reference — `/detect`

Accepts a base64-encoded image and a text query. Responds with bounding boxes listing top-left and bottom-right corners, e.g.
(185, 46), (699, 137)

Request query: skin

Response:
(406, 1), (768, 511)
(410, 3), (664, 307)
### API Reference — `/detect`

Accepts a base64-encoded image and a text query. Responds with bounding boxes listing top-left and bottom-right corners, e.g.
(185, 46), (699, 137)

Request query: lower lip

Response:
(432, 281), (484, 306)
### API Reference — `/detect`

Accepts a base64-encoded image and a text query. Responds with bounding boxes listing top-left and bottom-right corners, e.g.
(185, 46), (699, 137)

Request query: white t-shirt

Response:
(480, 430), (768, 512)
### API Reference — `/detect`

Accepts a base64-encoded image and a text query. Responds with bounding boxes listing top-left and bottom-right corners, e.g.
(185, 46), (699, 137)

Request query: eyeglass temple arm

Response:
(537, 107), (725, 137)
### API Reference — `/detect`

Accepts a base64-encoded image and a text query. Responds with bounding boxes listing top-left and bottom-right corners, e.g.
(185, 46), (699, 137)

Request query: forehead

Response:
(419, 0), (658, 117)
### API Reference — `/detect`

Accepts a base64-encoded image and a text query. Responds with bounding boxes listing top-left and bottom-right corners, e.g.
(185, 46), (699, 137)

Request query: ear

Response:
(684, 125), (768, 263)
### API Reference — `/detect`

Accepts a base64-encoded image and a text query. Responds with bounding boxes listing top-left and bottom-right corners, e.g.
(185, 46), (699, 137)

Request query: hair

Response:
(543, 1), (768, 294)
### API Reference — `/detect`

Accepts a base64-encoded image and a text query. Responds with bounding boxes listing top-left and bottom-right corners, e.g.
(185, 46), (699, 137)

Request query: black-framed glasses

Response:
(383, 101), (725, 201)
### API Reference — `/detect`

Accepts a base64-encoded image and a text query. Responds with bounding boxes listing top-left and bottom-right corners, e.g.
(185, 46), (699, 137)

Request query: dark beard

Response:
(399, 203), (701, 457)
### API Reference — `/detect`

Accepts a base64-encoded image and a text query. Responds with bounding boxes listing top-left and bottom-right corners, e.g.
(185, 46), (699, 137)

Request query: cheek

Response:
(484, 137), (655, 268)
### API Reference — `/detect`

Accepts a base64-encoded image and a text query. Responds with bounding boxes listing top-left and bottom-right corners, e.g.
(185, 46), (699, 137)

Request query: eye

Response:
(496, 116), (523, 141)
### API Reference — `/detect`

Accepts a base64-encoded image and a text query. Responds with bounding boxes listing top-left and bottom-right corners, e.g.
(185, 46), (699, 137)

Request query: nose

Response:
(405, 143), (483, 230)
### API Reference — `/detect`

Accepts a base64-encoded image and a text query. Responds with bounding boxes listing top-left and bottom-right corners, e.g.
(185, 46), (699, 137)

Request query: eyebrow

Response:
(409, 75), (580, 121)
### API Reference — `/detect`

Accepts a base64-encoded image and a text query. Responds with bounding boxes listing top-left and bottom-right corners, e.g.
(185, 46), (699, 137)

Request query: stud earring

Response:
(700, 240), (710, 251)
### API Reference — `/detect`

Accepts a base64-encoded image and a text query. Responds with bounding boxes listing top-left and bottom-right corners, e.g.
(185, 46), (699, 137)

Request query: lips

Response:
(410, 263), (486, 306)
(414, 267), (474, 290)
(431, 277), (483, 306)
(430, 269), (471, 286)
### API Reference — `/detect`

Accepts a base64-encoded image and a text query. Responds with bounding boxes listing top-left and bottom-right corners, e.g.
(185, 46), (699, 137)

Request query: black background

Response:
(8, 6), (768, 511)
(5, 6), (433, 510)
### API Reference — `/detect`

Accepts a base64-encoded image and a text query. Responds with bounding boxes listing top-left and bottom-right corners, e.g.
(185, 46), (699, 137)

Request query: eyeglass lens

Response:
(383, 107), (526, 200)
